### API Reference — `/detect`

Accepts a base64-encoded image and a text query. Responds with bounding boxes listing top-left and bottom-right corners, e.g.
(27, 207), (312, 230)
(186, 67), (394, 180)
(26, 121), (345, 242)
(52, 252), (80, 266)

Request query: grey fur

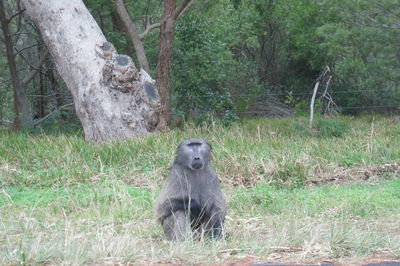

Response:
(155, 138), (226, 240)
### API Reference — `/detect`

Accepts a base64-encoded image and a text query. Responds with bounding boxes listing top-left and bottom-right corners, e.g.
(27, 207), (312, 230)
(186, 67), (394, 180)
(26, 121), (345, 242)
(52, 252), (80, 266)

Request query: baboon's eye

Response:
(187, 142), (202, 147)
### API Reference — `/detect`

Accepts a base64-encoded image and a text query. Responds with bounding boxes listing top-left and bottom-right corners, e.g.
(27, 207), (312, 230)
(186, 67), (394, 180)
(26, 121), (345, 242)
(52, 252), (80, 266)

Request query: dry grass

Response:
(1, 115), (400, 264)
(1, 180), (399, 265)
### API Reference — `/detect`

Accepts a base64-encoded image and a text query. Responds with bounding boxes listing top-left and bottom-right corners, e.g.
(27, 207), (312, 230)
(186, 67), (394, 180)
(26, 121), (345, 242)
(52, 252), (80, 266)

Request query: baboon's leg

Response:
(162, 210), (189, 240)
(211, 216), (224, 238)
(202, 212), (224, 239)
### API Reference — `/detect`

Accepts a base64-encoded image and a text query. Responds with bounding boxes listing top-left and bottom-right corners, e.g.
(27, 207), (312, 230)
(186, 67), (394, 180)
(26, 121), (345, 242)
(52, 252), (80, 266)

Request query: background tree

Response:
(111, 0), (196, 129)
(0, 0), (52, 130)
(22, 0), (161, 142)
(1, 0), (31, 129)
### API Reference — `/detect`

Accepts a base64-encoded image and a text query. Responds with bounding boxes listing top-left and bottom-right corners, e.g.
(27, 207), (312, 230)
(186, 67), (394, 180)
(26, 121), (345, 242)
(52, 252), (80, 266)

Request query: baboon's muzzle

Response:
(191, 157), (203, 169)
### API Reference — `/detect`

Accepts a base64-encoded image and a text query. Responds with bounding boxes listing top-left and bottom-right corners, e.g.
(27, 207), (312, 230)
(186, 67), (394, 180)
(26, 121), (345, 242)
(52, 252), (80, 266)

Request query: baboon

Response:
(155, 138), (226, 240)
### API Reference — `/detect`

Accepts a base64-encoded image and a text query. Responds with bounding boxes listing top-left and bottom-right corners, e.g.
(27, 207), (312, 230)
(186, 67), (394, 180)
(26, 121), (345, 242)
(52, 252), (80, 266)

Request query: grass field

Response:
(0, 116), (399, 264)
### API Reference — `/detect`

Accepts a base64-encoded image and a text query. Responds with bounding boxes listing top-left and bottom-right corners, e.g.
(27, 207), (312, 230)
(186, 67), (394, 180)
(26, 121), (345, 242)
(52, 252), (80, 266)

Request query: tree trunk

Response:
(156, 0), (177, 130)
(22, 0), (161, 142)
(0, 0), (32, 130)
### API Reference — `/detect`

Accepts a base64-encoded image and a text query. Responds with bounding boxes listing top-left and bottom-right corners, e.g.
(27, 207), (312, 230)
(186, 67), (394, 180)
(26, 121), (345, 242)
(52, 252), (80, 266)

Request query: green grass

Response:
(232, 179), (400, 218)
(0, 115), (399, 264)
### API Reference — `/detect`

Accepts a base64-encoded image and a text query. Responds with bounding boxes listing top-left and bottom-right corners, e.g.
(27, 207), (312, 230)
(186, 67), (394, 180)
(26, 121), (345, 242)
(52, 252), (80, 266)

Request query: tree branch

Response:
(13, 0), (24, 44)
(33, 103), (73, 127)
(121, 0), (196, 64)
(113, 0), (150, 73)
(22, 51), (49, 86)
(7, 8), (25, 23)
(139, 22), (160, 40)
(14, 43), (43, 56)
(172, 0), (196, 20)
(309, 81), (319, 128)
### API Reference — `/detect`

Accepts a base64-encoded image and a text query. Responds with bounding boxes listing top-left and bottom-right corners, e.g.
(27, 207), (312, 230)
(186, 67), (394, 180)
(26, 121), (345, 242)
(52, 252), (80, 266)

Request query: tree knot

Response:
(96, 42), (139, 93)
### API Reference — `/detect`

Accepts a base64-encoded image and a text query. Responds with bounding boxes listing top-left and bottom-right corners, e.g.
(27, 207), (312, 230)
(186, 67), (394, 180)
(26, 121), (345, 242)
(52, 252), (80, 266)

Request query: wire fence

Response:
(24, 88), (400, 118)
(26, 87), (399, 99)
(1, 90), (398, 126)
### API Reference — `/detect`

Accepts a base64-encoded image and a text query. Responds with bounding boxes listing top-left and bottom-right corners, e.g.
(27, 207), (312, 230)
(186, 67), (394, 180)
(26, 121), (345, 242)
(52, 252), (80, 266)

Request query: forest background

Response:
(0, 0), (399, 127)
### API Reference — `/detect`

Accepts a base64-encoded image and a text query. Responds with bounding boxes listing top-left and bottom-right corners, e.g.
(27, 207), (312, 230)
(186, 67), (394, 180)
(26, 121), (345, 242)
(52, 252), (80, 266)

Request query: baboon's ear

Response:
(205, 140), (212, 150)
(176, 141), (184, 152)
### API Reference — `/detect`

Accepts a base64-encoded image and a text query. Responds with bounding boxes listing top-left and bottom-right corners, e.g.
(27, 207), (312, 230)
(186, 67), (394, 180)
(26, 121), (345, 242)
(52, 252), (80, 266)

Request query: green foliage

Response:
(228, 0), (399, 113)
(3, 0), (399, 128)
(239, 0), (329, 93)
(172, 11), (239, 125)
(316, 0), (400, 109)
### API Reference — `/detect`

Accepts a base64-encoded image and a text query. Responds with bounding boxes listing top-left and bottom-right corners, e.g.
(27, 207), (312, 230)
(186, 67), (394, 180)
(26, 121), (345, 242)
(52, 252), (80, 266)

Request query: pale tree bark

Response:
(22, 0), (161, 142)
(0, 0), (32, 130)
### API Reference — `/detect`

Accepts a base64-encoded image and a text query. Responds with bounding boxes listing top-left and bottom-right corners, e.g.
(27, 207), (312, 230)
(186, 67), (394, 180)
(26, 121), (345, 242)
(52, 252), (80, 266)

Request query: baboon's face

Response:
(177, 138), (211, 170)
